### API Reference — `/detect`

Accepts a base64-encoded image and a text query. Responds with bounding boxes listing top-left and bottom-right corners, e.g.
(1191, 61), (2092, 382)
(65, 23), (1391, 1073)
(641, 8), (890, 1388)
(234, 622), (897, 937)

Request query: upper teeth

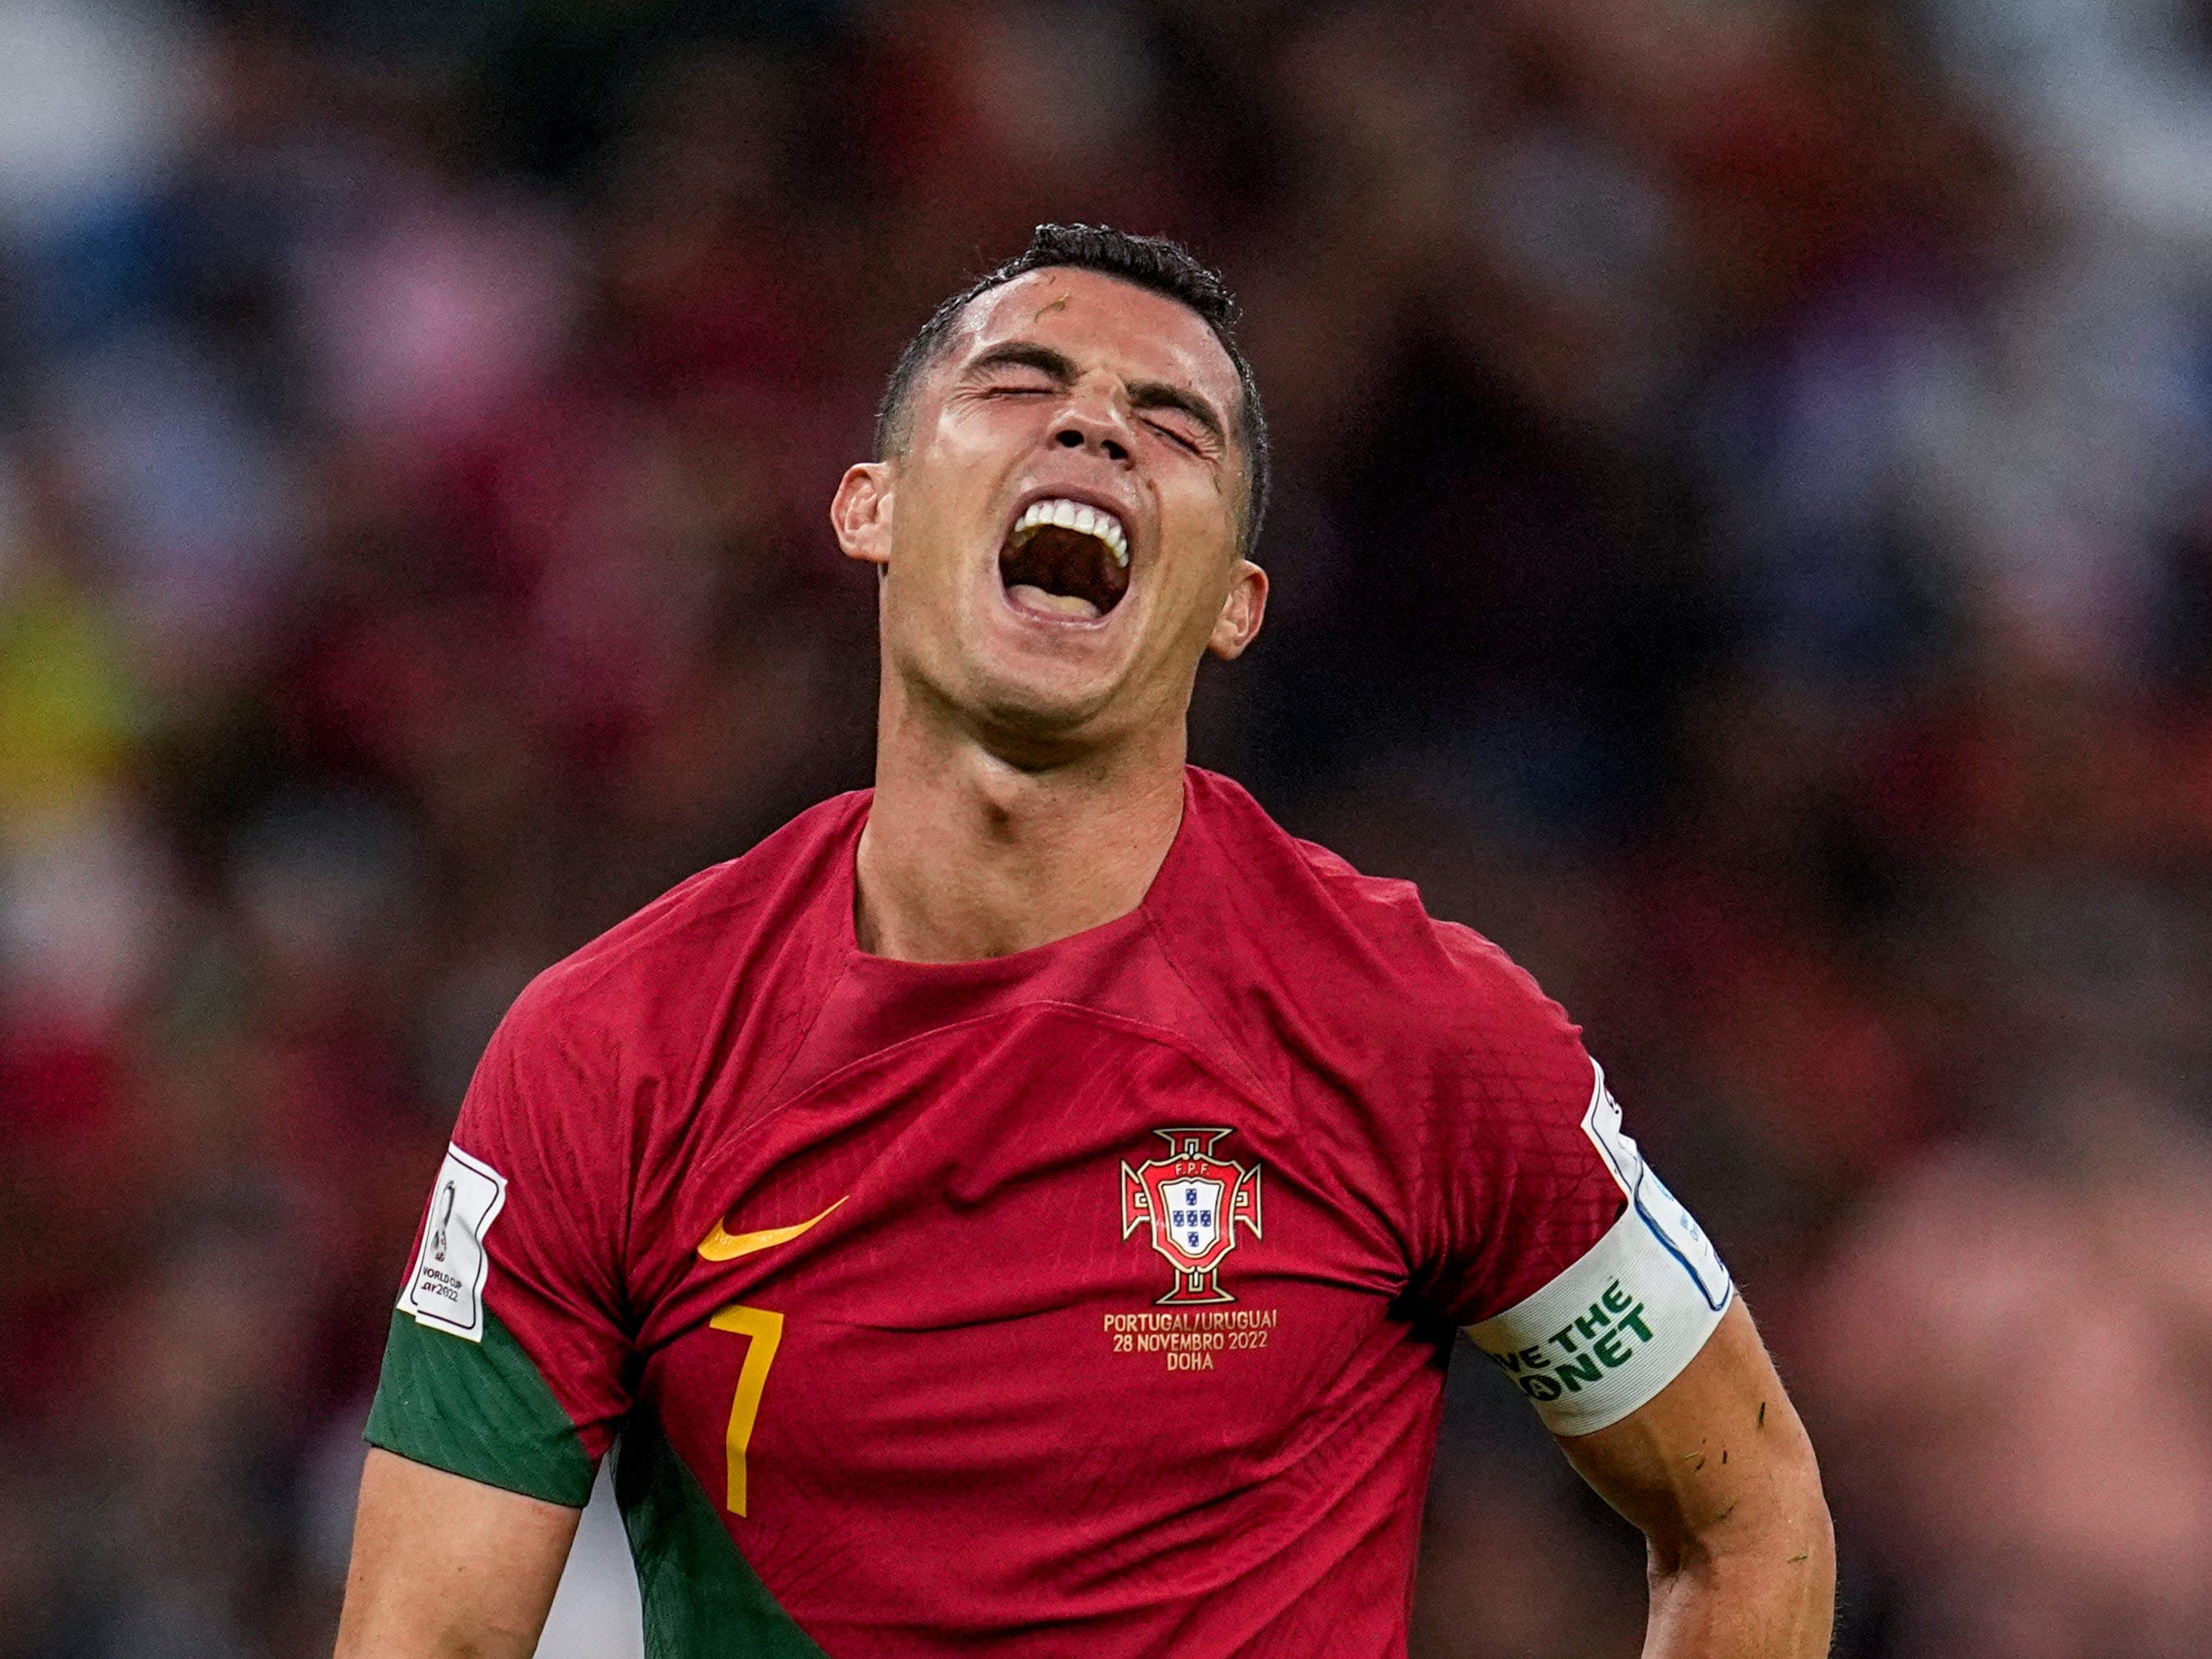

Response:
(1014, 498), (1129, 567)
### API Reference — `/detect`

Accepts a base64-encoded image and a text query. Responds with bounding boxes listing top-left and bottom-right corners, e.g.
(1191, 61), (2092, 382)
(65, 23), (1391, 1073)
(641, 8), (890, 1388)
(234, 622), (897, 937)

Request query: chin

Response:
(933, 588), (1135, 736)
(964, 661), (1124, 748)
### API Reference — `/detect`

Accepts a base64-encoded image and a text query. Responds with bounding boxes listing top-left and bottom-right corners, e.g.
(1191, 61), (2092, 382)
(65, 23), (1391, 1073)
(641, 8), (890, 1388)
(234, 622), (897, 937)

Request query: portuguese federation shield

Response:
(1121, 1128), (1263, 1305)
(1168, 1176), (1224, 1257)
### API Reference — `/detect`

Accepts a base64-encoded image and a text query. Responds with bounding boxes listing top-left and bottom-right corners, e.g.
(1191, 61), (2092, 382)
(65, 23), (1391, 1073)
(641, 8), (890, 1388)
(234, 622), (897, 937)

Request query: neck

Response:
(855, 681), (1188, 963)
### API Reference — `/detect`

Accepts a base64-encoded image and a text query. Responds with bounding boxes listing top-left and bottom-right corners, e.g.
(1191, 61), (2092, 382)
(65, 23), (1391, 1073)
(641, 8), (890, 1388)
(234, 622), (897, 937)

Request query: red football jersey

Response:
(368, 769), (1727, 1657)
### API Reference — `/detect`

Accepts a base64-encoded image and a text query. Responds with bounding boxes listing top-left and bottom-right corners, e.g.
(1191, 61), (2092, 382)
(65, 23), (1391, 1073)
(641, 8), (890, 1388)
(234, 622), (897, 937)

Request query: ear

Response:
(831, 461), (895, 567)
(1207, 561), (1268, 660)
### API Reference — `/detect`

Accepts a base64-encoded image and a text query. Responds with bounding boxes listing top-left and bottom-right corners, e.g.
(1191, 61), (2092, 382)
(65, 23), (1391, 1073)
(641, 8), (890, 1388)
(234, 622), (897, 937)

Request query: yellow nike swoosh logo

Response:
(697, 1196), (848, 1262)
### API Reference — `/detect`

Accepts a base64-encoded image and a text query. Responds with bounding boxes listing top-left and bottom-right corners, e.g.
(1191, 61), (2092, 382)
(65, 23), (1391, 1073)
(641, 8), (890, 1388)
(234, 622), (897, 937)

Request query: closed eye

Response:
(1146, 417), (1206, 455)
(1129, 379), (1225, 458)
(964, 343), (1077, 398)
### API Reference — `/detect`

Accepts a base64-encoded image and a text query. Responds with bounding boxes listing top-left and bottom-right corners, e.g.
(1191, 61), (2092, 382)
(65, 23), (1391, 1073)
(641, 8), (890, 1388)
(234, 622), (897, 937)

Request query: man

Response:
(338, 225), (1833, 1657)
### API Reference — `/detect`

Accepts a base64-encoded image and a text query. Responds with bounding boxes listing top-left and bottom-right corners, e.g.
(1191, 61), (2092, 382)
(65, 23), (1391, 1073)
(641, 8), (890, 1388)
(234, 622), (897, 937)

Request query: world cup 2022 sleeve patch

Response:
(1465, 1063), (1733, 1436)
(398, 1143), (508, 1342)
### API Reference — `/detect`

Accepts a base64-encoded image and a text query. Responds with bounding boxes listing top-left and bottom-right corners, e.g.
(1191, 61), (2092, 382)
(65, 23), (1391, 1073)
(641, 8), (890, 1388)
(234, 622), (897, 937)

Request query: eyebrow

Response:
(965, 341), (1079, 384)
(965, 340), (1228, 449)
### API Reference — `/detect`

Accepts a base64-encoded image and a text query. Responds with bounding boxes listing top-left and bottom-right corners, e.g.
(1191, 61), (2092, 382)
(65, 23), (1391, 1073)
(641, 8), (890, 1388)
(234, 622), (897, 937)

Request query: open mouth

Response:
(999, 498), (1131, 620)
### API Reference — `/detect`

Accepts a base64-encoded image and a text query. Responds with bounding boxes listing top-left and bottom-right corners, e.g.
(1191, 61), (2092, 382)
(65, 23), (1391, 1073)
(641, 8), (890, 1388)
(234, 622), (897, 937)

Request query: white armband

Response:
(1465, 1063), (1732, 1435)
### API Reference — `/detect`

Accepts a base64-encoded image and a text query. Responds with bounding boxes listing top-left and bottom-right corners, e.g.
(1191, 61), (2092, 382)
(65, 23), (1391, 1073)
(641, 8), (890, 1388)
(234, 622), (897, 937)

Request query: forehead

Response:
(942, 268), (1242, 414)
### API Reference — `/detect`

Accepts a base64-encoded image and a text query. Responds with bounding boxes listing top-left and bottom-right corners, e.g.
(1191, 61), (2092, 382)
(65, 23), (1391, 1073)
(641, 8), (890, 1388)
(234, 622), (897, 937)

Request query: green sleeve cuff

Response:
(366, 1306), (597, 1508)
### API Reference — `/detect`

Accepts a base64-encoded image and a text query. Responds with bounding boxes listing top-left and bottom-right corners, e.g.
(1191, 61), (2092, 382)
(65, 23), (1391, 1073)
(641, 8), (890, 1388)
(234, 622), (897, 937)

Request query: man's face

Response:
(833, 268), (1265, 756)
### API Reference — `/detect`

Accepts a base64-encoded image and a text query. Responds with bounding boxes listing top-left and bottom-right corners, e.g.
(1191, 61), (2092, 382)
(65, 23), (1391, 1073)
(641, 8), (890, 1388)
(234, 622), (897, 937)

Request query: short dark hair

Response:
(874, 224), (1270, 552)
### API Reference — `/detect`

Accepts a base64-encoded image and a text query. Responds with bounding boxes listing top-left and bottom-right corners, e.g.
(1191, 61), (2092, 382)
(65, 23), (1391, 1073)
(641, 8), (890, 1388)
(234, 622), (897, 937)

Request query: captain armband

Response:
(1465, 1063), (1733, 1436)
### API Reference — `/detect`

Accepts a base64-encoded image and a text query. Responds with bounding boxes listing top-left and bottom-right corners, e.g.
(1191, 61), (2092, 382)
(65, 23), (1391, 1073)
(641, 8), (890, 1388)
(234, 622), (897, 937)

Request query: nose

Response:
(1051, 388), (1133, 465)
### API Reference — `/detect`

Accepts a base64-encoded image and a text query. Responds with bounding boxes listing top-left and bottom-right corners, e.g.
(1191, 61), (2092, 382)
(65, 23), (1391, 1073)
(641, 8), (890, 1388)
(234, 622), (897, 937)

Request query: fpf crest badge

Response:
(1121, 1128), (1263, 1304)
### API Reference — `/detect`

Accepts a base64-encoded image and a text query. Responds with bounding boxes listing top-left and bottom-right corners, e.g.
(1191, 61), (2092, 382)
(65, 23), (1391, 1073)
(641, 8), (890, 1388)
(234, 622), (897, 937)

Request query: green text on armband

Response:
(1465, 1197), (1733, 1435)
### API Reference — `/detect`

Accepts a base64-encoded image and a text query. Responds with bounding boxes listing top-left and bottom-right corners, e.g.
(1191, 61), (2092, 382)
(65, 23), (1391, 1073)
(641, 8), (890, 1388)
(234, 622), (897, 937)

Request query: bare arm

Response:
(1558, 1299), (1835, 1659)
(334, 1449), (582, 1659)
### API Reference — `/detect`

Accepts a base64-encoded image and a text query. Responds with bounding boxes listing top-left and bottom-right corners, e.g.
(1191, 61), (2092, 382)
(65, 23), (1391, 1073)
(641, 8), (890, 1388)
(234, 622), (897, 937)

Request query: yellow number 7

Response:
(708, 1304), (784, 1516)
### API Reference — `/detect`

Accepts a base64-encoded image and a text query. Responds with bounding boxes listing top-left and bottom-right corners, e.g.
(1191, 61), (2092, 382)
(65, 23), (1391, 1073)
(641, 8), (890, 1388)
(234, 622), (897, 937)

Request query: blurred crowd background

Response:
(5, 0), (2212, 1654)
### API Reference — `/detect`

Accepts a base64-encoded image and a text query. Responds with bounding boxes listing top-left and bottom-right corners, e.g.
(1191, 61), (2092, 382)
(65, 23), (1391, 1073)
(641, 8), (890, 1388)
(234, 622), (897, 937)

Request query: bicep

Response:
(334, 1449), (582, 1659)
(1556, 1298), (1830, 1574)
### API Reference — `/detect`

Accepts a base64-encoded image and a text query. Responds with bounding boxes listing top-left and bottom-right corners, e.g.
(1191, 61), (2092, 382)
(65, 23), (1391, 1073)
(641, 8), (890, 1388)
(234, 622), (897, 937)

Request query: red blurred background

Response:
(5, 2), (2212, 1655)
